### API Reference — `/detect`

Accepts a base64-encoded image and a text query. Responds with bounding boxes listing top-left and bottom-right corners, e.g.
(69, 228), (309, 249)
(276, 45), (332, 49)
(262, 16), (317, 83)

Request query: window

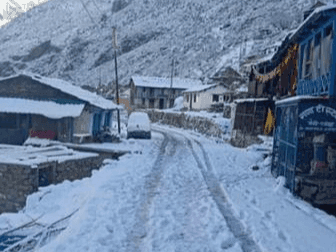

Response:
(150, 88), (154, 96)
(169, 99), (174, 108)
(299, 44), (305, 79)
(304, 40), (313, 80)
(142, 98), (146, 105)
(212, 94), (219, 102)
(194, 94), (196, 103)
(149, 99), (155, 108)
(186, 94), (189, 102)
(325, 24), (333, 37)
(315, 32), (321, 46)
(306, 39), (312, 61)
(104, 112), (111, 127)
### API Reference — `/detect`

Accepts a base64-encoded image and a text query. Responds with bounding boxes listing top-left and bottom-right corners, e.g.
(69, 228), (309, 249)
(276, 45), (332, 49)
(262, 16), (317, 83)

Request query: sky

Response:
(0, 0), (48, 27)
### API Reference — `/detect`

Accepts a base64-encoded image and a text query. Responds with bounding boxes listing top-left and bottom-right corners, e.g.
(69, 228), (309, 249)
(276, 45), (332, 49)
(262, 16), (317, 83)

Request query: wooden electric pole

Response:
(112, 27), (121, 134)
(169, 59), (175, 108)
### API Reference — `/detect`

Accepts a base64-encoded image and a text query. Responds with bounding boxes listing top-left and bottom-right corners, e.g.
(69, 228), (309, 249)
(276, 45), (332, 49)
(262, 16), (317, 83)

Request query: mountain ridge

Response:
(0, 0), (317, 87)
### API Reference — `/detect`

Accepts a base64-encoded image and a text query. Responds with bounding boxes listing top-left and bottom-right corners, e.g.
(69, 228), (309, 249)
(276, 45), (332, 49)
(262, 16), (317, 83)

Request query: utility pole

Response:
(112, 27), (121, 134)
(169, 59), (175, 108)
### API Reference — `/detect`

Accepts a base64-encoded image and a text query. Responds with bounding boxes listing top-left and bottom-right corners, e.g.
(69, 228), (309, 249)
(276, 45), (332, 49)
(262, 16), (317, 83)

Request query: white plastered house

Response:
(183, 84), (228, 110)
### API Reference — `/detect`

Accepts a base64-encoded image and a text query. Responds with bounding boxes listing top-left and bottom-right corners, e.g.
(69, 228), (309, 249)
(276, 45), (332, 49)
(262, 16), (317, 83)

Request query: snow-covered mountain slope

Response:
(0, 0), (316, 86)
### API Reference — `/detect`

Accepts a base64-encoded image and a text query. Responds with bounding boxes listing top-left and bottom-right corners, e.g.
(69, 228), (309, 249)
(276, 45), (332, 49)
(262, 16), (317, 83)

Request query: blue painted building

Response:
(269, 4), (336, 205)
(295, 5), (336, 96)
(0, 74), (119, 145)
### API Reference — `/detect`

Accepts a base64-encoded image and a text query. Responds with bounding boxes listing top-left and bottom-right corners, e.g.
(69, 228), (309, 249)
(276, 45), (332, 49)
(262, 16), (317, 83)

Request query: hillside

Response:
(0, 0), (316, 87)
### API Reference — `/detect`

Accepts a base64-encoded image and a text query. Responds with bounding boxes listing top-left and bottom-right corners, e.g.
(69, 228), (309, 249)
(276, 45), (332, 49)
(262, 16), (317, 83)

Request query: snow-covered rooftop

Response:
(235, 85), (248, 93)
(0, 73), (121, 110)
(30, 74), (121, 110)
(0, 98), (85, 119)
(183, 84), (218, 93)
(275, 95), (322, 105)
(0, 144), (98, 167)
(234, 98), (271, 103)
(131, 76), (202, 89)
(289, 3), (336, 41)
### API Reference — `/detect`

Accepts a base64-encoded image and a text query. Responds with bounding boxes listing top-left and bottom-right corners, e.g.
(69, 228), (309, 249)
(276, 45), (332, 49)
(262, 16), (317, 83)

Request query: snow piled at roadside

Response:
(199, 133), (336, 252)
(0, 135), (162, 251)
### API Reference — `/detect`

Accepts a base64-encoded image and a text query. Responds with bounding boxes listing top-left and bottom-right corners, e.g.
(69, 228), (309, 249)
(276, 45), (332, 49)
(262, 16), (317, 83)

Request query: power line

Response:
(78, 0), (97, 25)
(91, 0), (102, 15)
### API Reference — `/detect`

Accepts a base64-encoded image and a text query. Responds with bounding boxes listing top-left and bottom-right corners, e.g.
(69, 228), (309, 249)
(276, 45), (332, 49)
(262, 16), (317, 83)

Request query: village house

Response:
(0, 73), (120, 145)
(182, 84), (228, 110)
(129, 76), (202, 109)
(256, 3), (336, 204)
(209, 67), (246, 92)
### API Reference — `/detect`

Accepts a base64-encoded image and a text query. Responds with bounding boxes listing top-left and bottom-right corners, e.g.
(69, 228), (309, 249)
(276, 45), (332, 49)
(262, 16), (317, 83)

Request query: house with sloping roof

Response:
(182, 84), (228, 110)
(129, 76), (202, 109)
(0, 73), (120, 145)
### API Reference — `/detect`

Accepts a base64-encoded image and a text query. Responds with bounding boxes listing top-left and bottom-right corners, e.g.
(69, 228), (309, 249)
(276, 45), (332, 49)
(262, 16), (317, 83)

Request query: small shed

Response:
(230, 98), (275, 147)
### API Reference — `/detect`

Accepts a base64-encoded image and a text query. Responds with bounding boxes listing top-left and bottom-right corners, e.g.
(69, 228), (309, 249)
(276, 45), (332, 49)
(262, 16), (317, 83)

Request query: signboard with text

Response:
(298, 103), (336, 132)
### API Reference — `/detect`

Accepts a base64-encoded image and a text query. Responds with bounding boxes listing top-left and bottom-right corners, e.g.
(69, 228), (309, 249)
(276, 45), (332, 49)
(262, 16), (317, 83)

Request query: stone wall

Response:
(0, 152), (121, 214)
(54, 155), (107, 183)
(146, 109), (263, 148)
(146, 110), (223, 138)
(0, 164), (38, 213)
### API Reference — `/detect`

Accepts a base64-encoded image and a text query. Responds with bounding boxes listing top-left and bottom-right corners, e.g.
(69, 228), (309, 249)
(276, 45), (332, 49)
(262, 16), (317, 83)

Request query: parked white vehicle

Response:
(127, 112), (151, 139)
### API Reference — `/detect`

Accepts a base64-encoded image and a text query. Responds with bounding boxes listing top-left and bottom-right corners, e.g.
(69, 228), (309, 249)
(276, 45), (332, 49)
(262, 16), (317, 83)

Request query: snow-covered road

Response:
(126, 127), (260, 252)
(1, 124), (336, 252)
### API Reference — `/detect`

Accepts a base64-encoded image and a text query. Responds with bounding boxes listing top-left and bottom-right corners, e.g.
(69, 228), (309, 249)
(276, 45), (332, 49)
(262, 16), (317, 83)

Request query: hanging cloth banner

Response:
(254, 44), (298, 84)
(264, 108), (275, 135)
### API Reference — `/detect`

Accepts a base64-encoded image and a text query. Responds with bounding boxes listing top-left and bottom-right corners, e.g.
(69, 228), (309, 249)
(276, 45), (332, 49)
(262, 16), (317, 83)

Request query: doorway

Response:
(149, 99), (155, 108)
(169, 99), (174, 108)
(159, 99), (164, 109)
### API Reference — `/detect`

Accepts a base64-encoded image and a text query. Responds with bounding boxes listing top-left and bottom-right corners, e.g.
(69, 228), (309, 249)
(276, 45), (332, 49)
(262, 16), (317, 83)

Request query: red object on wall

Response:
(30, 130), (56, 139)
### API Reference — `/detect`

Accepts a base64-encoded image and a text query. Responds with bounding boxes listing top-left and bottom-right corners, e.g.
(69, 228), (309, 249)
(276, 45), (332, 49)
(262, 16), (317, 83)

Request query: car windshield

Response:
(128, 113), (149, 125)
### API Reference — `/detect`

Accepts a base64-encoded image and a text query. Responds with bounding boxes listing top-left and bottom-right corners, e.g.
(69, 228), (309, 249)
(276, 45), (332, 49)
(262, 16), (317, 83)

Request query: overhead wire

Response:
(78, 0), (97, 25)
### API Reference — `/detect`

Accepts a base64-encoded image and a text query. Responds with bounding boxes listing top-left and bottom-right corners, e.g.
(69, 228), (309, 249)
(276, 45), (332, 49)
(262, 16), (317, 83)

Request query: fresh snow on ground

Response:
(0, 124), (335, 251)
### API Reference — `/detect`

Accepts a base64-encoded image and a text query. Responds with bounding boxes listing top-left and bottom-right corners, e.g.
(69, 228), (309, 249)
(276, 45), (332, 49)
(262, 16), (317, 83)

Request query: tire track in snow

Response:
(190, 138), (262, 252)
(126, 130), (178, 251)
(162, 126), (262, 252)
